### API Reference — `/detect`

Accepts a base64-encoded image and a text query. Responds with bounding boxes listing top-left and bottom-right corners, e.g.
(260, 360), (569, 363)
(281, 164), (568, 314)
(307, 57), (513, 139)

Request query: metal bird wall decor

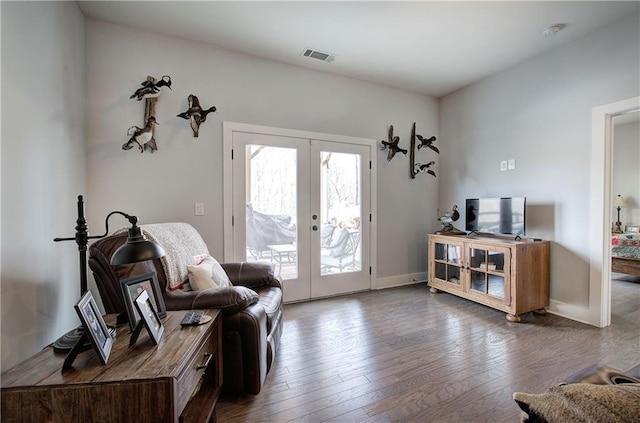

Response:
(413, 161), (436, 177)
(380, 125), (407, 162)
(410, 122), (439, 179)
(416, 134), (439, 153)
(177, 94), (217, 138)
(129, 75), (172, 101)
(122, 116), (158, 153)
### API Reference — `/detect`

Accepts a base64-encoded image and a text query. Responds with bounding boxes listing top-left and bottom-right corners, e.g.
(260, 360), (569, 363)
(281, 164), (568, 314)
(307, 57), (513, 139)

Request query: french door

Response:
(225, 123), (373, 302)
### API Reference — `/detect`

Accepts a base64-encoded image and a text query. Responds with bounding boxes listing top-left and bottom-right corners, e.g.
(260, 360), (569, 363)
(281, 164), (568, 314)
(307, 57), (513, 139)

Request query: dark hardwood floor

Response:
(216, 280), (640, 422)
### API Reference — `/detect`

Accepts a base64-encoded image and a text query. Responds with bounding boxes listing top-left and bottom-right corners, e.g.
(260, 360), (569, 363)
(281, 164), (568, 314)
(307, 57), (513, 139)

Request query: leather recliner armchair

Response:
(88, 222), (283, 395)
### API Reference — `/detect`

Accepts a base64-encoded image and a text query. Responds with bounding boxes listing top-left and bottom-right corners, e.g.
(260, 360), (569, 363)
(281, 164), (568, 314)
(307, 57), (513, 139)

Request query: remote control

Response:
(180, 311), (203, 326)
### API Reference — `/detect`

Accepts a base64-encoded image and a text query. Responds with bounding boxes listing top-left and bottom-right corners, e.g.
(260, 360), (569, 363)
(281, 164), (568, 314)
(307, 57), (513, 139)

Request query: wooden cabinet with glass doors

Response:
(428, 234), (550, 322)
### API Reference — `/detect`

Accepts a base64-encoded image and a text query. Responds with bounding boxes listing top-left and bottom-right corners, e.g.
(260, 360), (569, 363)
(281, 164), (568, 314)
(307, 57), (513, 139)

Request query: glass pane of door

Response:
(245, 145), (298, 280)
(311, 140), (370, 298)
(319, 151), (362, 275)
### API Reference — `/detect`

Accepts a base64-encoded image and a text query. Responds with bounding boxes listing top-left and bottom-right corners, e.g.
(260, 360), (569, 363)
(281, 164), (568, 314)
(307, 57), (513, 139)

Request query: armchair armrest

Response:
(164, 286), (259, 315)
(221, 262), (282, 290)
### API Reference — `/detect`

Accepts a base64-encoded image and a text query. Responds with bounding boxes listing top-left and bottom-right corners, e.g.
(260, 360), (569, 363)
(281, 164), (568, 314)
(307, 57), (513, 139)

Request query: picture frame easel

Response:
(120, 272), (166, 331)
(129, 290), (165, 347)
(62, 291), (114, 371)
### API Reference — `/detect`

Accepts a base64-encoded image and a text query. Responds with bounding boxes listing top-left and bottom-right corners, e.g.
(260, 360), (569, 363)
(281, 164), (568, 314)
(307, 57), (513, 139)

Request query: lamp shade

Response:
(614, 195), (627, 208)
(111, 225), (165, 265)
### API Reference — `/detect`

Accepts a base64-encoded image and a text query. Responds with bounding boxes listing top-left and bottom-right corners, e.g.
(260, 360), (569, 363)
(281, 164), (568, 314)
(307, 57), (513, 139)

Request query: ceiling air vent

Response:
(302, 48), (335, 63)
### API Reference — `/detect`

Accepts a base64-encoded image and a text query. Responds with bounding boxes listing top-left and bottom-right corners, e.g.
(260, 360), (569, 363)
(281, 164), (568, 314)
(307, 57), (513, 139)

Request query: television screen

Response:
(465, 197), (526, 236)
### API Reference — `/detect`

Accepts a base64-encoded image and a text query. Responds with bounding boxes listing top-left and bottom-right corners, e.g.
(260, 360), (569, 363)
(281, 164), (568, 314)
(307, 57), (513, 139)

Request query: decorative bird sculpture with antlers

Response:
(381, 125), (407, 162)
(438, 204), (463, 233)
(416, 134), (439, 153)
(177, 94), (217, 138)
(129, 75), (172, 101)
(122, 116), (158, 153)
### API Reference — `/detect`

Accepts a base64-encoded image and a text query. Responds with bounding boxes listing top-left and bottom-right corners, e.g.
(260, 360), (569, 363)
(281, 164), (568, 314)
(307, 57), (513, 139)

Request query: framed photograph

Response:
(74, 290), (114, 365)
(120, 272), (166, 331)
(625, 225), (640, 233)
(133, 290), (164, 345)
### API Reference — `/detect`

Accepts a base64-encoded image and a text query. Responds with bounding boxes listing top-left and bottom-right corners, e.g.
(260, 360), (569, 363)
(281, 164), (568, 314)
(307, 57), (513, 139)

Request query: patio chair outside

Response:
(321, 229), (361, 272)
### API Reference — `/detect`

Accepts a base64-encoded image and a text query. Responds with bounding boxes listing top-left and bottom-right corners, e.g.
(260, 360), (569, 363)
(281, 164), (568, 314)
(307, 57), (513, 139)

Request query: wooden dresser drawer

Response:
(176, 317), (220, 414)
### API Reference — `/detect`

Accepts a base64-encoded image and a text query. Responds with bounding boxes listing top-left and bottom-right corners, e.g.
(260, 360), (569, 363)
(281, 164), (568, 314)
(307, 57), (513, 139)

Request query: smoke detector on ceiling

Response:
(541, 24), (565, 37)
(302, 48), (335, 63)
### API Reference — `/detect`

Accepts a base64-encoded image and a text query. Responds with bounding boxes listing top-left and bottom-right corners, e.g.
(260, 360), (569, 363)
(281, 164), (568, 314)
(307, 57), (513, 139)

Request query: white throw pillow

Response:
(187, 256), (232, 290)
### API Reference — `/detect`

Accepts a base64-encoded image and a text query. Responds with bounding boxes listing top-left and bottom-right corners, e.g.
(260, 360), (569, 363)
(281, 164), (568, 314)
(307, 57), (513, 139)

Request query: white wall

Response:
(439, 14), (640, 320)
(613, 120), (640, 227)
(84, 19), (439, 283)
(1, 1), (85, 371)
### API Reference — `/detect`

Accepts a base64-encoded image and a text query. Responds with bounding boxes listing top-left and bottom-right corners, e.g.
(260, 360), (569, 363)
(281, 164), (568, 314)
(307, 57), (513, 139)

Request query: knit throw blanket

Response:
(116, 222), (209, 290)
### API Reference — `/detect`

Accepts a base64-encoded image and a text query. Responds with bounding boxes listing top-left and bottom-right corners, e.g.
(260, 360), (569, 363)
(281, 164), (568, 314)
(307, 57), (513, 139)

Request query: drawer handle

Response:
(196, 352), (213, 370)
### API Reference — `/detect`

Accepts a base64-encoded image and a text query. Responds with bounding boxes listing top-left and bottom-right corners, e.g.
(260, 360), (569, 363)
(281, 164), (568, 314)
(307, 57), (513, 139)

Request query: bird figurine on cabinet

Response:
(416, 134), (439, 153)
(380, 125), (407, 162)
(122, 116), (158, 153)
(177, 94), (217, 137)
(437, 205), (463, 233)
(413, 161), (436, 177)
(129, 75), (172, 101)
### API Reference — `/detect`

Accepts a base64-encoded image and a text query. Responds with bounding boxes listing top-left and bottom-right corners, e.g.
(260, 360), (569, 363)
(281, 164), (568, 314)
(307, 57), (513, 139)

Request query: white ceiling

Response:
(77, 1), (639, 98)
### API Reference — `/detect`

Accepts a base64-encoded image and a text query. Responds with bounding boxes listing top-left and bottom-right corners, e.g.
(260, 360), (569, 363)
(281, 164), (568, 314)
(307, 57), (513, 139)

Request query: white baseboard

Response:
(373, 272), (427, 290)
(373, 277), (593, 326)
(546, 299), (591, 325)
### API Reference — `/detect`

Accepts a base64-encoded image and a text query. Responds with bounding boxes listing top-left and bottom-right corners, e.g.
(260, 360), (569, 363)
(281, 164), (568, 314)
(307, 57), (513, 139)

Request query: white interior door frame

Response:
(589, 96), (640, 327)
(222, 121), (378, 286)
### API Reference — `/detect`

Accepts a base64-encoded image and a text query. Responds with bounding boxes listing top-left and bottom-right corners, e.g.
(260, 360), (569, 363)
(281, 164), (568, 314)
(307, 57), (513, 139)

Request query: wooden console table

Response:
(428, 234), (550, 322)
(1, 310), (222, 423)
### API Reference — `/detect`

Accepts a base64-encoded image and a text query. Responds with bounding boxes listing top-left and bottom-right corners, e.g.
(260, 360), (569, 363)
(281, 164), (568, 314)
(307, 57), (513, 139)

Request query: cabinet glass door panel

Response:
(470, 248), (487, 270)
(434, 262), (461, 285)
(488, 250), (505, 272)
(469, 247), (507, 298)
(435, 243), (446, 261)
(488, 275), (506, 297)
(467, 243), (510, 305)
(432, 240), (462, 288)
(435, 242), (461, 263)
(471, 272), (506, 298)
(470, 270), (488, 293)
(470, 248), (505, 273)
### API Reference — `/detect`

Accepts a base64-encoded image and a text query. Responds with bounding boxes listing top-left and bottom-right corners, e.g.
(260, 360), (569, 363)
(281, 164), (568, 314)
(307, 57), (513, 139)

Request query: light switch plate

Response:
(195, 203), (205, 216)
(508, 159), (516, 170)
(500, 160), (508, 171)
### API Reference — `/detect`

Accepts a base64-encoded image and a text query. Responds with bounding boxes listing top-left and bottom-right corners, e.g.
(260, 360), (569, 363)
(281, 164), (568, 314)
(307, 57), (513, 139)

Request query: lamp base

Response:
(53, 326), (90, 353)
(53, 325), (116, 353)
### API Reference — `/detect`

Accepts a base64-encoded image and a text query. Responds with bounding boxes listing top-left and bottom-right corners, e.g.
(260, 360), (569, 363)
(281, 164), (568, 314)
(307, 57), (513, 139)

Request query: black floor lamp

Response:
(53, 195), (165, 352)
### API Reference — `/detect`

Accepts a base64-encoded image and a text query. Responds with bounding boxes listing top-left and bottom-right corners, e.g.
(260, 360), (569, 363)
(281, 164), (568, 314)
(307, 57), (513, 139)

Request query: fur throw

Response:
(513, 383), (640, 423)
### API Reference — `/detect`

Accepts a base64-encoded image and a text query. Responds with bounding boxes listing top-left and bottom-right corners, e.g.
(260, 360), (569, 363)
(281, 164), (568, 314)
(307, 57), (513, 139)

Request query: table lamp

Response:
(53, 195), (165, 352)
(614, 195), (627, 234)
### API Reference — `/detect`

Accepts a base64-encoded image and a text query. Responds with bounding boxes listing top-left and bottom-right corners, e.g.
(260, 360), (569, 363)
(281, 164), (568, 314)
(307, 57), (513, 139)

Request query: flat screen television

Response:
(465, 197), (526, 236)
